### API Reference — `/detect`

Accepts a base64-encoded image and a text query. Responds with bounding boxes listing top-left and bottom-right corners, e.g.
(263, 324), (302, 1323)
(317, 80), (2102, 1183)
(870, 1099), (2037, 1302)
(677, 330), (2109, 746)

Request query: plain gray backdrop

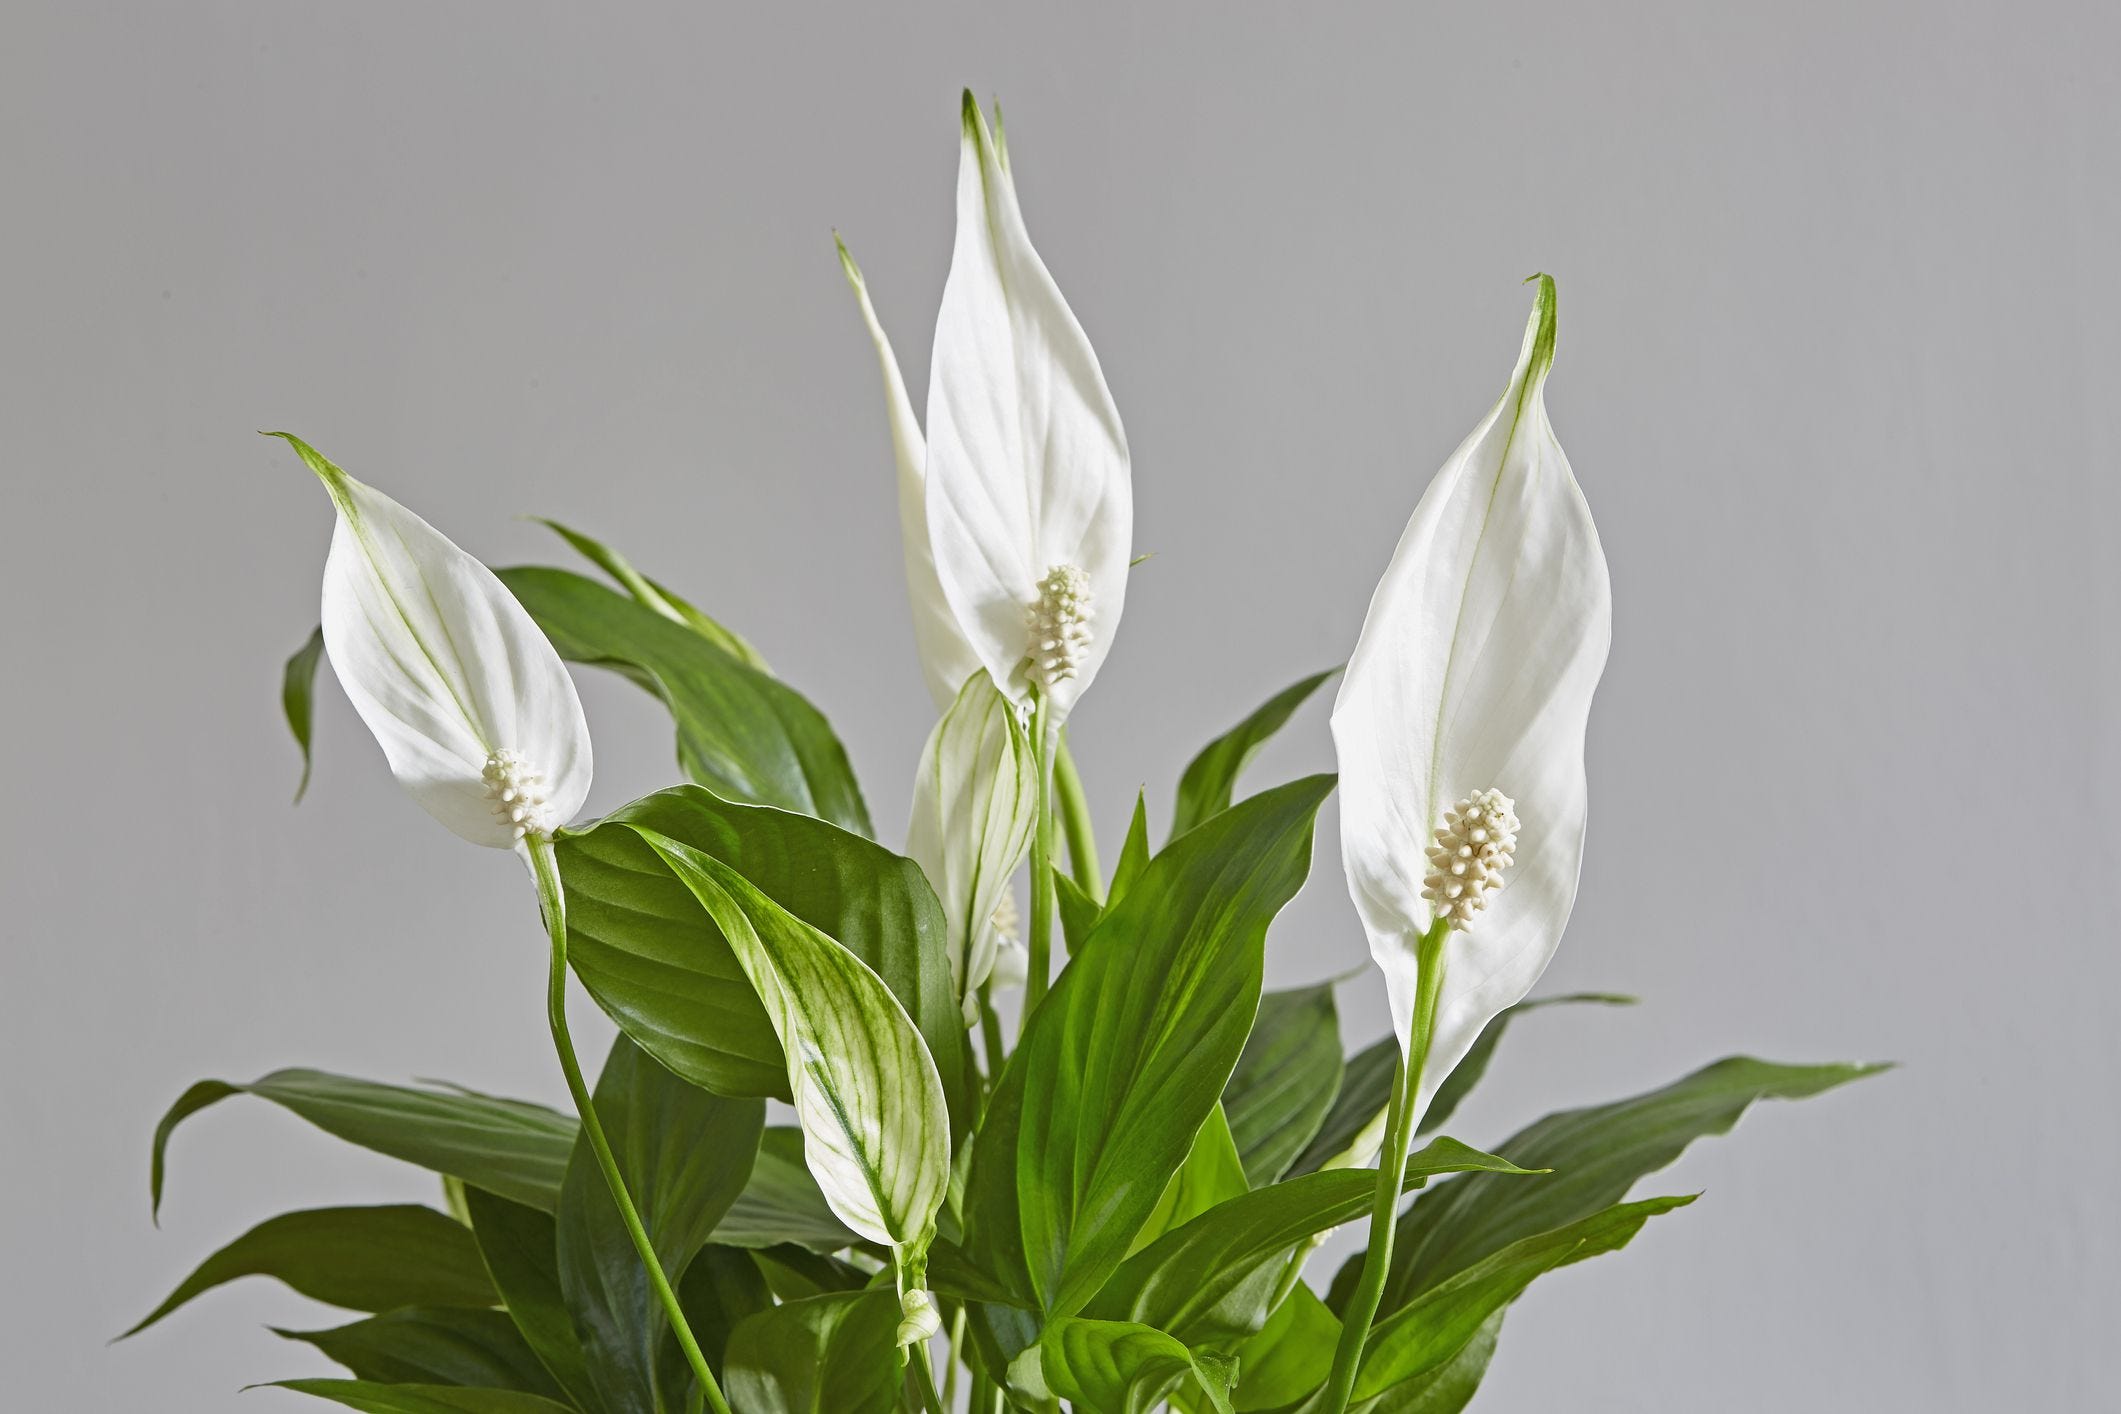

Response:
(4, 2), (2114, 1409)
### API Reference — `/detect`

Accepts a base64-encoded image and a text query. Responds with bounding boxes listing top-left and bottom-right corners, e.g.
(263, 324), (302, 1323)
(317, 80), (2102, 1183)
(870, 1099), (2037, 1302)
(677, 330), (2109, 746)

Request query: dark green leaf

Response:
(1108, 790), (1152, 903)
(1228, 1283), (1337, 1412)
(715, 1128), (861, 1251)
(964, 776), (1335, 1329)
(1349, 1311), (1499, 1414)
(1351, 1197), (1693, 1398)
(1416, 993), (1635, 1138)
(557, 1035), (763, 1414)
(274, 1308), (565, 1398)
(151, 1070), (575, 1219)
(1171, 669), (1337, 842)
(535, 518), (770, 672)
(1087, 1140), (1535, 1347)
(500, 566), (869, 834)
(283, 626), (325, 802)
(462, 1188), (596, 1409)
(260, 1381), (577, 1414)
(1054, 871), (1100, 956)
(1224, 985), (1343, 1186)
(665, 1245), (775, 1383)
(1373, 1056), (1887, 1307)
(1287, 1038), (1396, 1179)
(1038, 1317), (1236, 1414)
(722, 1290), (902, 1414)
(554, 786), (970, 1133)
(126, 1206), (493, 1337)
(749, 1246), (874, 1303)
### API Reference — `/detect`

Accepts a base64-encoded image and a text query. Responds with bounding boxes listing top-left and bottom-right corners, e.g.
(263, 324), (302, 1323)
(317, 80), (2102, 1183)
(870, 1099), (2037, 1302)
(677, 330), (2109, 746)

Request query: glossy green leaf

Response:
(500, 566), (869, 834)
(126, 1206), (493, 1337)
(557, 1035), (763, 1414)
(635, 831), (950, 1253)
(1228, 1282), (1338, 1411)
(462, 1188), (596, 1409)
(1349, 1311), (1499, 1414)
(260, 1381), (577, 1414)
(1108, 790), (1152, 903)
(1372, 1057), (1887, 1307)
(1224, 985), (1343, 1185)
(273, 1308), (564, 1398)
(152, 1070), (575, 1219)
(1054, 870), (1101, 955)
(553, 786), (970, 1132)
(1039, 1317), (1236, 1414)
(722, 1290), (902, 1414)
(715, 1127), (862, 1251)
(964, 775), (1335, 1327)
(664, 1245), (775, 1385)
(1287, 1038), (1397, 1178)
(535, 518), (770, 672)
(1351, 1197), (1693, 1398)
(749, 1246), (874, 1303)
(283, 626), (325, 802)
(1130, 1107), (1249, 1258)
(1087, 1140), (1535, 1347)
(1416, 993), (1635, 1137)
(1171, 669), (1337, 842)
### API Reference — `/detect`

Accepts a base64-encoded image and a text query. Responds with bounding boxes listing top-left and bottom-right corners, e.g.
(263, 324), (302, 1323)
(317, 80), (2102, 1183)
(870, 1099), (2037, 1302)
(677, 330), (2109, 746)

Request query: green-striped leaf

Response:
(151, 1070), (575, 1219)
(1223, 984), (1343, 1185)
(714, 1128), (862, 1252)
(535, 518), (770, 671)
(1038, 1317), (1235, 1414)
(1171, 669), (1337, 841)
(500, 566), (869, 834)
(126, 1206), (492, 1337)
(558, 1035), (763, 1414)
(723, 1290), (902, 1414)
(634, 831), (950, 1254)
(273, 1308), (564, 1398)
(260, 1381), (577, 1414)
(461, 1189), (596, 1409)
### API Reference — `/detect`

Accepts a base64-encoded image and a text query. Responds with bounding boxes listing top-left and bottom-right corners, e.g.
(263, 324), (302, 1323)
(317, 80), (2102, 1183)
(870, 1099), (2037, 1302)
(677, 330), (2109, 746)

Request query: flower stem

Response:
(1314, 920), (1450, 1414)
(1023, 692), (1056, 1034)
(527, 836), (734, 1414)
(941, 1304), (967, 1411)
(1051, 732), (1103, 903)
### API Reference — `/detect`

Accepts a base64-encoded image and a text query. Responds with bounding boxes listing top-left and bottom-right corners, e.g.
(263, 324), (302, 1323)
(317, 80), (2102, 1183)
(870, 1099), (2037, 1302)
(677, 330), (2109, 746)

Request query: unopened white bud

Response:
(1422, 788), (1518, 930)
(896, 1287), (941, 1346)
(1025, 564), (1093, 692)
(482, 749), (559, 841)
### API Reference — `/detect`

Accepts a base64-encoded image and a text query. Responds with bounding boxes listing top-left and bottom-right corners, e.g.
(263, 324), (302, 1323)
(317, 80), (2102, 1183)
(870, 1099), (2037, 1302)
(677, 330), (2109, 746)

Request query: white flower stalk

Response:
(923, 94), (1132, 722)
(1330, 276), (1612, 1129)
(905, 671), (1039, 1019)
(276, 432), (593, 850)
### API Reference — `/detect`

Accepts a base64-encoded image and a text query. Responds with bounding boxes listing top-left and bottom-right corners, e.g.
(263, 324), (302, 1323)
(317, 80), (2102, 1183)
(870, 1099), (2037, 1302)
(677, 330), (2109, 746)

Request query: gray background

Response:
(3, 2), (2113, 1409)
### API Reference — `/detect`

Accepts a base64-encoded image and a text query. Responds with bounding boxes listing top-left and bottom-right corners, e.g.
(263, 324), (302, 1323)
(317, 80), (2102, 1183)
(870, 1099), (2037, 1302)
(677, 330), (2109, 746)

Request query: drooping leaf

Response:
(260, 1381), (577, 1414)
(1371, 1057), (1887, 1307)
(964, 776), (1335, 1330)
(1223, 984), (1343, 1185)
(714, 1128), (863, 1252)
(1228, 1282), (1338, 1412)
(1171, 669), (1337, 841)
(125, 1206), (493, 1337)
(273, 1308), (564, 1398)
(535, 518), (770, 671)
(1129, 1107), (1249, 1257)
(556, 1035), (763, 1414)
(1416, 993), (1635, 1137)
(283, 626), (326, 802)
(722, 1290), (902, 1414)
(151, 1070), (575, 1219)
(1350, 1197), (1692, 1399)
(633, 832), (951, 1254)
(1086, 1140), (1535, 1347)
(1349, 1311), (1500, 1414)
(553, 786), (970, 1132)
(1287, 1038), (1397, 1177)
(1038, 1317), (1236, 1414)
(501, 566), (869, 834)
(461, 1188), (596, 1409)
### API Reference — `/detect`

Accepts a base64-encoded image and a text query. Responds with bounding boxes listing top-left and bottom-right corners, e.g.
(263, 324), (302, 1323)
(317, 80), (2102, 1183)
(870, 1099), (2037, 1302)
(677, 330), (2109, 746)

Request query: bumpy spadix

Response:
(276, 432), (592, 850)
(1331, 277), (1611, 1129)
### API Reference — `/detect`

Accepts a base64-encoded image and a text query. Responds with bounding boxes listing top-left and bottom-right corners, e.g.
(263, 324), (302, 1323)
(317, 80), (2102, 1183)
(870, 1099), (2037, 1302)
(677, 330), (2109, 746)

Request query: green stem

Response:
(527, 836), (735, 1414)
(941, 1303), (968, 1412)
(1022, 692), (1056, 1034)
(1314, 921), (1450, 1414)
(1051, 733), (1103, 903)
(978, 986), (1007, 1086)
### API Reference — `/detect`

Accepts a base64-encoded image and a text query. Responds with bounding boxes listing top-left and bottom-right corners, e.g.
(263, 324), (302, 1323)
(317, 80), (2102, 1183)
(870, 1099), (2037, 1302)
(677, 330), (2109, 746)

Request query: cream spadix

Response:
(1330, 277), (1611, 1129)
(275, 432), (592, 850)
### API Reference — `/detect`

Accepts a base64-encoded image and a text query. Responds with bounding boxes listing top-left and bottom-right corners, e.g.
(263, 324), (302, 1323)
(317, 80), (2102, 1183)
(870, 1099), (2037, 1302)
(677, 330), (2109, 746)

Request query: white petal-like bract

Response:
(1330, 278), (1612, 1127)
(279, 433), (592, 849)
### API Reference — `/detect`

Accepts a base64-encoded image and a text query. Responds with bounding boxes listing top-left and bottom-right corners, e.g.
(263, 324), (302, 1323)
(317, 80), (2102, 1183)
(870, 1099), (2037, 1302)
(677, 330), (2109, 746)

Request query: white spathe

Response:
(905, 670), (1039, 1017)
(278, 432), (592, 849)
(922, 94), (1132, 721)
(1330, 277), (1612, 1129)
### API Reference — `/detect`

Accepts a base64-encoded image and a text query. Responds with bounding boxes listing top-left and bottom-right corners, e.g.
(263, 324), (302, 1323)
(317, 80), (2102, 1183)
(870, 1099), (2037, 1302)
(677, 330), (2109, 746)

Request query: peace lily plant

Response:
(133, 94), (1880, 1414)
